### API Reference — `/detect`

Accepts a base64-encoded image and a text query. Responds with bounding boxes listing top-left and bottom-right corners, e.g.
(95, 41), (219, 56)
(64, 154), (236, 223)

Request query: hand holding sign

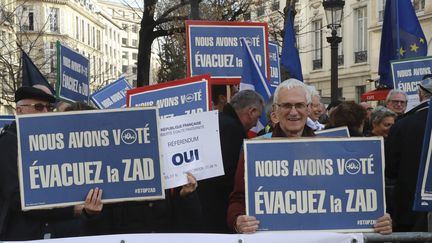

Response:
(83, 187), (103, 215)
(235, 215), (259, 234)
(179, 172), (198, 197)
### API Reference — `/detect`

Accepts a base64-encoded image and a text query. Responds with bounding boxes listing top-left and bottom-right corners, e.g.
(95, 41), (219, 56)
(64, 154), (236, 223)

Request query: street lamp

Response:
(323, 0), (345, 103)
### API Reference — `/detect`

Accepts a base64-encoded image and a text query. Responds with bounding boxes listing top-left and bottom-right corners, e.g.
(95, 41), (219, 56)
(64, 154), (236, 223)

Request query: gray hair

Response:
(264, 95), (274, 121)
(307, 85), (320, 98)
(371, 106), (397, 124)
(274, 78), (312, 104)
(230, 89), (264, 111)
(386, 89), (407, 102)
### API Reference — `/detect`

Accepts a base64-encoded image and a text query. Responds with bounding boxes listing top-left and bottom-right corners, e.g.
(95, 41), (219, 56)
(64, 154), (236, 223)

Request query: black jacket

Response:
(385, 101), (429, 231)
(196, 104), (247, 233)
(0, 122), (74, 241)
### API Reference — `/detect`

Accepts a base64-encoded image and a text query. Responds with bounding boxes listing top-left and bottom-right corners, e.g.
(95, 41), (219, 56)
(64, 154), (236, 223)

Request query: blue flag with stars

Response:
(378, 0), (427, 88)
(280, 6), (303, 81)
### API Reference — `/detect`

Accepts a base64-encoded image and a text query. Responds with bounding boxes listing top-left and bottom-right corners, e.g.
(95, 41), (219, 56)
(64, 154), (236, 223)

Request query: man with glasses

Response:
(385, 89), (408, 116)
(227, 79), (392, 234)
(0, 86), (102, 240)
(385, 76), (432, 232)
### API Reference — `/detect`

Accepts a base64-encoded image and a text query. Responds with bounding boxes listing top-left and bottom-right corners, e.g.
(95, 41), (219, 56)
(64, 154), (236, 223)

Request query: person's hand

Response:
(235, 215), (259, 234)
(83, 187), (103, 215)
(179, 172), (198, 197)
(374, 213), (392, 234)
(73, 204), (84, 217)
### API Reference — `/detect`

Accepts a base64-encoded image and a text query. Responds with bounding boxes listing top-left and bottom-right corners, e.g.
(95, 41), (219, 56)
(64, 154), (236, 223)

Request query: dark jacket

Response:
(196, 104), (247, 233)
(83, 189), (202, 235)
(0, 122), (75, 241)
(227, 124), (315, 231)
(385, 101), (429, 231)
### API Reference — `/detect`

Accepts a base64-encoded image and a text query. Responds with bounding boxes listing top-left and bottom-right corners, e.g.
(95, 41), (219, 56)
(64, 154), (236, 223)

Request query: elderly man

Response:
(385, 76), (432, 232)
(227, 79), (392, 234)
(386, 89), (408, 116)
(0, 86), (101, 240)
(306, 86), (324, 131)
(198, 90), (264, 233)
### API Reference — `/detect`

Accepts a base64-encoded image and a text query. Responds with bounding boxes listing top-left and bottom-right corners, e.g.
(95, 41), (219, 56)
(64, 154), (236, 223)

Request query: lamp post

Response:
(323, 0), (345, 103)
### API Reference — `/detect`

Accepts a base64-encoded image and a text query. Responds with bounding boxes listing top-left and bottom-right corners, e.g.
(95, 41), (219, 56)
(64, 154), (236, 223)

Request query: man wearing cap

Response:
(385, 75), (432, 232)
(0, 86), (102, 240)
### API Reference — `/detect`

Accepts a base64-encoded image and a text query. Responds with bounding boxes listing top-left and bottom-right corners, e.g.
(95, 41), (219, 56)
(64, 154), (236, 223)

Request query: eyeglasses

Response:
(19, 103), (54, 111)
(275, 102), (307, 112)
(389, 100), (407, 105)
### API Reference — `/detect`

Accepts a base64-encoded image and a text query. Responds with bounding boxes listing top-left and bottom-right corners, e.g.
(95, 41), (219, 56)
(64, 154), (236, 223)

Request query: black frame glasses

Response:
(19, 103), (54, 111)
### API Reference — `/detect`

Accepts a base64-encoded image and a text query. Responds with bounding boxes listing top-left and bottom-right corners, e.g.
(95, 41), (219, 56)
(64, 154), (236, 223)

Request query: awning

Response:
(361, 89), (391, 102)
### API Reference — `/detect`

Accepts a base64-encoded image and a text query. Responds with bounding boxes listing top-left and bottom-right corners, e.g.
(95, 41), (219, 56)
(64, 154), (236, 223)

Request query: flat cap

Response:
(15, 86), (56, 103)
(419, 78), (432, 94)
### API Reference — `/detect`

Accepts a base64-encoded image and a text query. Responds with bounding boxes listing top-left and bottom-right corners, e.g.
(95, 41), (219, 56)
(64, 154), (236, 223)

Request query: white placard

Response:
(159, 110), (224, 189)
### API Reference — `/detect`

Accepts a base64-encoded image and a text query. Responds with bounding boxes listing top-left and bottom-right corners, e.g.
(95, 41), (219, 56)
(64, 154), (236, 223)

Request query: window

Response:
(243, 12), (251, 21)
(354, 7), (367, 63)
(338, 88), (343, 100)
(122, 23), (128, 30)
(122, 51), (128, 59)
(312, 20), (322, 70)
(21, 6), (34, 31)
(81, 19), (84, 42)
(87, 23), (90, 45)
(132, 39), (138, 47)
(132, 25), (138, 33)
(132, 53), (138, 60)
(122, 38), (127, 45)
(75, 16), (79, 39)
(355, 85), (366, 103)
(45, 42), (56, 73)
(272, 0), (280, 11)
(132, 67), (137, 74)
(256, 5), (265, 17)
(48, 8), (59, 33)
(337, 28), (344, 66)
(413, 0), (425, 12)
(122, 65), (128, 73)
(377, 0), (386, 22)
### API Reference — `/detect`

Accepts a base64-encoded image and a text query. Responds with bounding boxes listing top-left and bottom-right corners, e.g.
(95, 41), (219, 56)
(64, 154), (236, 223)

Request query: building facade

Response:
(248, 0), (430, 103)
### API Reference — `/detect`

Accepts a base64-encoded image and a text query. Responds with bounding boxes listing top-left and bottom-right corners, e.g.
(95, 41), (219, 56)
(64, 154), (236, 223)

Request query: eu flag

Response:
(22, 51), (56, 94)
(378, 0), (427, 88)
(239, 38), (274, 133)
(280, 6), (303, 81)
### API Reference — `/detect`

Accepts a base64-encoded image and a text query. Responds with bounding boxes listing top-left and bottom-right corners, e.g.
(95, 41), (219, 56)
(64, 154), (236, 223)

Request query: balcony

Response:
(354, 51), (367, 63)
(312, 59), (322, 70)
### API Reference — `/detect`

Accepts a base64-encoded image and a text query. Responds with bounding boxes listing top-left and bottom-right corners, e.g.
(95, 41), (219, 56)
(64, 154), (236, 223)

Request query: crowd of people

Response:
(0, 75), (431, 240)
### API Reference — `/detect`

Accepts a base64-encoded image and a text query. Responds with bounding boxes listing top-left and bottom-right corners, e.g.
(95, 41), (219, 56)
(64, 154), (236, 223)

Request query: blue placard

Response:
(0, 115), (14, 129)
(91, 77), (132, 109)
(128, 76), (210, 119)
(414, 98), (432, 211)
(315, 126), (350, 138)
(57, 42), (90, 103)
(269, 42), (281, 87)
(16, 107), (164, 210)
(187, 21), (268, 80)
(391, 56), (432, 110)
(244, 137), (385, 232)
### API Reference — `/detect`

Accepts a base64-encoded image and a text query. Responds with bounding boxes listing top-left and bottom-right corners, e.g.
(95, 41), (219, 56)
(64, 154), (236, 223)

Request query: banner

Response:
(159, 111), (224, 189)
(315, 126), (350, 138)
(127, 75), (211, 118)
(414, 98), (432, 211)
(244, 137), (385, 232)
(268, 42), (281, 88)
(0, 115), (14, 130)
(391, 56), (432, 111)
(1, 232), (364, 243)
(16, 107), (164, 210)
(186, 20), (269, 84)
(56, 41), (90, 103)
(91, 77), (132, 109)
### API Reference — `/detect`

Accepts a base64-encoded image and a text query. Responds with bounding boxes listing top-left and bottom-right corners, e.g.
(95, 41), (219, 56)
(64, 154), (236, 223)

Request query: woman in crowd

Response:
(368, 106), (397, 138)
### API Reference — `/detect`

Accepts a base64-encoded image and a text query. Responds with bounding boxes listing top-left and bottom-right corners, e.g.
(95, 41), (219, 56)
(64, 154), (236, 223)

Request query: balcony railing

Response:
(354, 51), (367, 63)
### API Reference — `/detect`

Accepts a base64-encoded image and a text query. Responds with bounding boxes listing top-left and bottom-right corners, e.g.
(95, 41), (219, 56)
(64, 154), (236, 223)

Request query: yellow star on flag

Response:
(399, 47), (406, 56)
(410, 43), (419, 52)
(420, 37), (425, 44)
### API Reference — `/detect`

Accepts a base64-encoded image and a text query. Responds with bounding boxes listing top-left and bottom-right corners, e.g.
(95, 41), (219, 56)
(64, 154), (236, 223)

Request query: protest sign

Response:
(0, 115), (14, 129)
(91, 77), (132, 109)
(56, 41), (90, 103)
(244, 137), (385, 232)
(268, 42), (281, 87)
(315, 126), (350, 137)
(127, 74), (211, 118)
(391, 56), (432, 111)
(16, 107), (164, 210)
(414, 98), (432, 211)
(159, 110), (224, 189)
(186, 20), (269, 84)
